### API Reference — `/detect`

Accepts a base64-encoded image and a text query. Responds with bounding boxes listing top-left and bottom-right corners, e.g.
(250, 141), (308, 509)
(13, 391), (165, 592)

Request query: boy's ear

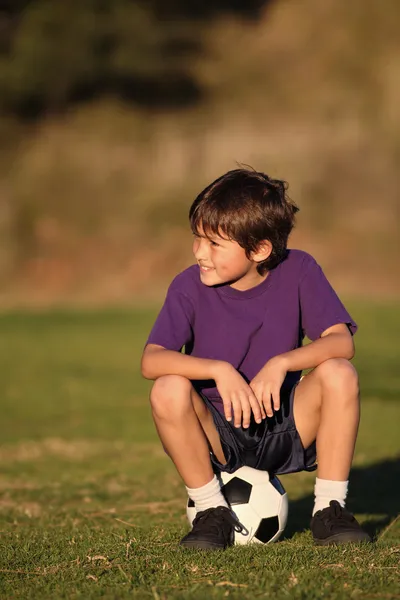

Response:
(251, 240), (273, 263)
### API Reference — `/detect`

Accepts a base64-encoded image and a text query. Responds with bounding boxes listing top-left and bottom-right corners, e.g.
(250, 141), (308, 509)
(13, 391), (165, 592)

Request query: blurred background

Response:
(1, 5), (399, 594)
(0, 0), (399, 306)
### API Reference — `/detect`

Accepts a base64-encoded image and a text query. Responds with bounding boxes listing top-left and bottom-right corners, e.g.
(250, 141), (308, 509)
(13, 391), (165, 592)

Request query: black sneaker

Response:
(180, 506), (244, 550)
(311, 500), (371, 546)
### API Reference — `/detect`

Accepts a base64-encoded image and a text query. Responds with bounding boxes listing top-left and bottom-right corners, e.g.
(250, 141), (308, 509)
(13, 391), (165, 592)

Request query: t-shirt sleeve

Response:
(299, 256), (357, 341)
(146, 282), (194, 352)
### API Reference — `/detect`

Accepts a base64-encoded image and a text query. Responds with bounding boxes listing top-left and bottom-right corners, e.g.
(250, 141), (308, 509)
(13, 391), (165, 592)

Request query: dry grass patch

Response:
(0, 497), (42, 518)
(0, 438), (165, 463)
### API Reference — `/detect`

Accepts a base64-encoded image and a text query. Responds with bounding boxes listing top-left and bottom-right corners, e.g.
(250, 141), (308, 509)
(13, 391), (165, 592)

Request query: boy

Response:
(141, 168), (371, 550)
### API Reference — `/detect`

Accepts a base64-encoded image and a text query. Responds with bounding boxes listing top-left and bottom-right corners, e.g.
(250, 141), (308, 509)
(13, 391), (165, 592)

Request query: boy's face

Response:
(192, 226), (271, 290)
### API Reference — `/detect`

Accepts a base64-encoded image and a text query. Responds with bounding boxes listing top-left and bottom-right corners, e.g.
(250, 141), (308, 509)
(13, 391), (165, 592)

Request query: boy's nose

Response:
(193, 238), (208, 261)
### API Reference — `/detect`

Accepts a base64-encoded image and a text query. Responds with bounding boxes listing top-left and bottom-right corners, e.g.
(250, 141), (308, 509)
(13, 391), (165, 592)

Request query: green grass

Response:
(0, 302), (399, 599)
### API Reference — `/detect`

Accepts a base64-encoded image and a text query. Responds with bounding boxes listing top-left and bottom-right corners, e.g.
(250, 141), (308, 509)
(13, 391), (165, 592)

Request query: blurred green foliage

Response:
(0, 0), (268, 116)
(0, 0), (399, 303)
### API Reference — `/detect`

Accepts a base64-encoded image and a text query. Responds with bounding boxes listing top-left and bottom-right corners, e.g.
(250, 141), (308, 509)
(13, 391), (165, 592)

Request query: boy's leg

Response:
(292, 357), (370, 544)
(293, 357), (360, 480)
(150, 375), (240, 549)
(150, 375), (226, 487)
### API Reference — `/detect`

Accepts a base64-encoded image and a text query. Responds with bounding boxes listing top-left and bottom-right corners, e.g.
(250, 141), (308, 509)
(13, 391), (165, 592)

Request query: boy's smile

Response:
(193, 226), (271, 291)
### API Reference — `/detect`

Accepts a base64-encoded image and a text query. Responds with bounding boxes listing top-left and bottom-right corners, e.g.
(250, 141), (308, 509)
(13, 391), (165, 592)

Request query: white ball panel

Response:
(278, 492), (289, 532)
(221, 466), (270, 486)
(249, 482), (284, 520)
(230, 504), (260, 545)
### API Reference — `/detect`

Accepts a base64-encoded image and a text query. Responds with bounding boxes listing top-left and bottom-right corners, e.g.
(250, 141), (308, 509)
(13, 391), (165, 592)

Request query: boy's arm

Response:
(141, 343), (224, 381)
(250, 323), (354, 417)
(141, 344), (264, 427)
(278, 323), (355, 372)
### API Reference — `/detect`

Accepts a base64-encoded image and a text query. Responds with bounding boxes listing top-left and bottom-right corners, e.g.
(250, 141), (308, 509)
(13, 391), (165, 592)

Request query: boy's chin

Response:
(199, 275), (218, 287)
(199, 271), (221, 286)
(199, 272), (232, 288)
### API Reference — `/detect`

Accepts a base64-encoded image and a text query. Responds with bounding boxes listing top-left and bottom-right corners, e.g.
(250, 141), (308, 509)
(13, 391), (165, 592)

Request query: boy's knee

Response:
(315, 358), (359, 395)
(150, 375), (192, 419)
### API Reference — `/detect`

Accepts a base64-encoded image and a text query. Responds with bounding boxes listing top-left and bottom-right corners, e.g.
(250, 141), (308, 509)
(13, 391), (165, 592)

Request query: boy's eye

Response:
(210, 240), (219, 247)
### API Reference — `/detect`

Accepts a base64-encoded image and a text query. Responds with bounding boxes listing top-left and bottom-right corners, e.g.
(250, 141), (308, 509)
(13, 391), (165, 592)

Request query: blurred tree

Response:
(0, 0), (271, 118)
(142, 0), (266, 19)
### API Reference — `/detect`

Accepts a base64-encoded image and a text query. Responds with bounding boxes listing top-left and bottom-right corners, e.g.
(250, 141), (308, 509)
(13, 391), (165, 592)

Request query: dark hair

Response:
(189, 168), (299, 273)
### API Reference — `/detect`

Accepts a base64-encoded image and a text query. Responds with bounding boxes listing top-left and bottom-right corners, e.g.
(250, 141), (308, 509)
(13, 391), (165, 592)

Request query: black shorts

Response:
(201, 382), (317, 476)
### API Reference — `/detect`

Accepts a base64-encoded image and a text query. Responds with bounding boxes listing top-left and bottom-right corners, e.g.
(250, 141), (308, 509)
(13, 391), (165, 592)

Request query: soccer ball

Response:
(186, 466), (288, 545)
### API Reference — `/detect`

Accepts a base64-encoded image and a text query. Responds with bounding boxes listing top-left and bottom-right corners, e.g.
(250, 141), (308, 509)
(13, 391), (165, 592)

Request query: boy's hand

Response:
(213, 362), (263, 428)
(250, 356), (288, 418)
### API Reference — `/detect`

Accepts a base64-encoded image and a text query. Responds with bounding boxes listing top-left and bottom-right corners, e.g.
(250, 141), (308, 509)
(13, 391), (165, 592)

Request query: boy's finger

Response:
(262, 388), (274, 417)
(254, 387), (267, 419)
(222, 398), (232, 423)
(248, 393), (263, 423)
(240, 393), (252, 428)
(231, 395), (243, 428)
(259, 387), (272, 417)
(252, 385), (267, 419)
(272, 387), (281, 411)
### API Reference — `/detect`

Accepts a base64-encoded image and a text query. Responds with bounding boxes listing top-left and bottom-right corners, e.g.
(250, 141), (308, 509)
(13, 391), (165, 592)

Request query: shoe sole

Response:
(179, 540), (227, 550)
(314, 531), (371, 546)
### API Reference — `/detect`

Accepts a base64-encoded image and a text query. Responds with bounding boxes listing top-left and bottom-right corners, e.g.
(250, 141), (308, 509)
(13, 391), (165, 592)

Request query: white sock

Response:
(186, 475), (229, 512)
(312, 477), (348, 516)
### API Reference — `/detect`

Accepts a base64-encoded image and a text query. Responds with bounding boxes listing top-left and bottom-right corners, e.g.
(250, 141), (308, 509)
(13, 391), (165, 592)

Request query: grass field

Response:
(0, 302), (399, 599)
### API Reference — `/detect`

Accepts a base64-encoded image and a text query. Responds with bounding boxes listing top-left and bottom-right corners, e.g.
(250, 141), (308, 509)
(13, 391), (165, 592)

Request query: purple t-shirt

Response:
(146, 249), (357, 413)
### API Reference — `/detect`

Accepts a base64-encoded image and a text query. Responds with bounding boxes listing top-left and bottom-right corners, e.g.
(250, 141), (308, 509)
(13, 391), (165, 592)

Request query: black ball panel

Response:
(254, 516), (280, 543)
(222, 477), (252, 505)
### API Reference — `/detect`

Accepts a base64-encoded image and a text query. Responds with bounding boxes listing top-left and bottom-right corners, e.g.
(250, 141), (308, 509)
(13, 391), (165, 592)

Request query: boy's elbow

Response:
(141, 344), (165, 379)
(141, 360), (155, 380)
(141, 352), (154, 380)
(141, 362), (151, 380)
(344, 337), (355, 360)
